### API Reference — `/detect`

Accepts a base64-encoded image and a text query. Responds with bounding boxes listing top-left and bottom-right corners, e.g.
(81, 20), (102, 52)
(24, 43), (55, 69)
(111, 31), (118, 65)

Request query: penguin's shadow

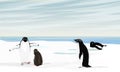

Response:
(0, 62), (34, 67)
(78, 66), (108, 68)
(93, 66), (108, 68)
(0, 62), (22, 67)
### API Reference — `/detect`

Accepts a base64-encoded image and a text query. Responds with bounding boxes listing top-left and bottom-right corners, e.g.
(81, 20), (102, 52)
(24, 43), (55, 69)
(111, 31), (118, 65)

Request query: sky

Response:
(0, 0), (120, 37)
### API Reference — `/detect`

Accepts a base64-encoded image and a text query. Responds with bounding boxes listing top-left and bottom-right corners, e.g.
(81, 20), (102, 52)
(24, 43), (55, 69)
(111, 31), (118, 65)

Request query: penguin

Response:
(9, 37), (39, 65)
(75, 39), (91, 67)
(34, 49), (43, 66)
(19, 37), (31, 65)
(90, 41), (107, 50)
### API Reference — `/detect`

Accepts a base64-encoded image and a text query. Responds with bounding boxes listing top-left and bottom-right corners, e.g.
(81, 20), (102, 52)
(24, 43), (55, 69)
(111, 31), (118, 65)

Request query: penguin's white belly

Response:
(19, 42), (31, 62)
(20, 42), (30, 52)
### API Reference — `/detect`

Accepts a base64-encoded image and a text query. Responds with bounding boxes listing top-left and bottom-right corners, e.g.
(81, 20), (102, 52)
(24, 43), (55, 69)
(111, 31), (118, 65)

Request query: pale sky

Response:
(0, 0), (120, 36)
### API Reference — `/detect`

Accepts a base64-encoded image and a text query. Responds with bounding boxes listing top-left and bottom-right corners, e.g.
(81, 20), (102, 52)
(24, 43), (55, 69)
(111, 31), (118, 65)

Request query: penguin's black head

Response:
(34, 49), (39, 55)
(74, 39), (83, 43)
(34, 49), (38, 53)
(22, 37), (28, 42)
(90, 41), (94, 44)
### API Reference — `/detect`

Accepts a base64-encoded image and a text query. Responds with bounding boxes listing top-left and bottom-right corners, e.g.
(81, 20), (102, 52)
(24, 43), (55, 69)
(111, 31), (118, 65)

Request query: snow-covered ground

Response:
(0, 40), (120, 72)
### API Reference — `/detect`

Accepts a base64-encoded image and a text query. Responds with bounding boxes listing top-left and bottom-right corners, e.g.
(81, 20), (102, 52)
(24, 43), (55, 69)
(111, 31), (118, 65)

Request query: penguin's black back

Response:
(34, 49), (43, 66)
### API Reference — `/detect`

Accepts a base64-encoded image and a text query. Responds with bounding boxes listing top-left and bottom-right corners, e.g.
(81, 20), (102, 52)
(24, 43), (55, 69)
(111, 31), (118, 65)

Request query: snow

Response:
(0, 40), (120, 72)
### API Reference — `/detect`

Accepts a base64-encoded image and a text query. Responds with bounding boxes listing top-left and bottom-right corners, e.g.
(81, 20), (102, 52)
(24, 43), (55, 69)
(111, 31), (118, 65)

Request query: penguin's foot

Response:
(83, 65), (91, 68)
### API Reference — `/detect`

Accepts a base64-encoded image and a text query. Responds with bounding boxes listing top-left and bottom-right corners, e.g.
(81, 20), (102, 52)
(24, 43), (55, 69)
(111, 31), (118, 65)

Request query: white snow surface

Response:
(0, 40), (119, 72)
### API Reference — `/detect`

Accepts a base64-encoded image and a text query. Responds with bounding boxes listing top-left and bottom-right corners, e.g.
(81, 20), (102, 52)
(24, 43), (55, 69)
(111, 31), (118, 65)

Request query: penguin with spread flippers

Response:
(9, 37), (39, 65)
(18, 37), (31, 65)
